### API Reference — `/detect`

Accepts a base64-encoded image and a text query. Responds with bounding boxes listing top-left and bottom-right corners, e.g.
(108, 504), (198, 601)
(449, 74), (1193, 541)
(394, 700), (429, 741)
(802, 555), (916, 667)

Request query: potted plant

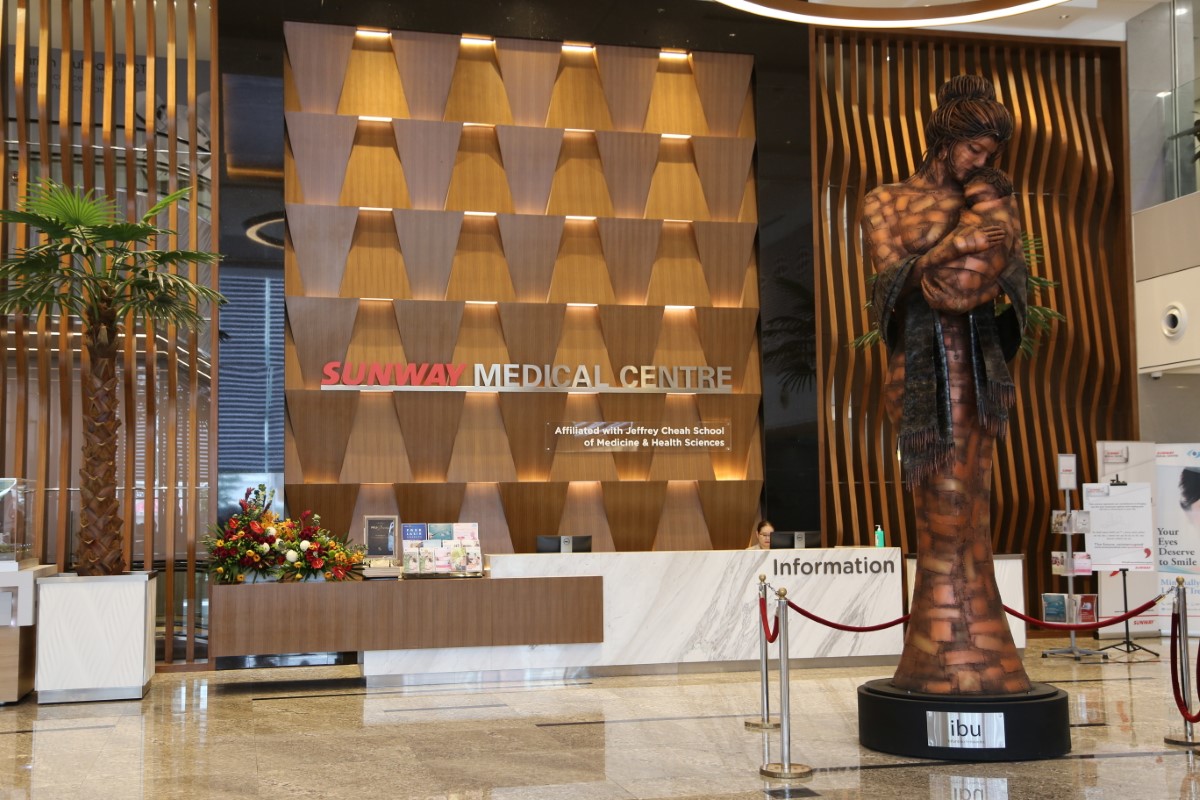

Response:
(0, 181), (223, 702)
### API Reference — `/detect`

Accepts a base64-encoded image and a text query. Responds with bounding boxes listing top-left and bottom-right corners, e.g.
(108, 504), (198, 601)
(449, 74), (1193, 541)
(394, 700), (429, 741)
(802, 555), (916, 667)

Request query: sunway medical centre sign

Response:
(320, 361), (734, 394)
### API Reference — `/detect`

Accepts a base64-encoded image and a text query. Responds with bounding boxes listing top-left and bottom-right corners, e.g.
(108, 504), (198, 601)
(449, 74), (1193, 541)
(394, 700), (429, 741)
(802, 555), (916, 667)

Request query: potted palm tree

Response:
(0, 181), (223, 702)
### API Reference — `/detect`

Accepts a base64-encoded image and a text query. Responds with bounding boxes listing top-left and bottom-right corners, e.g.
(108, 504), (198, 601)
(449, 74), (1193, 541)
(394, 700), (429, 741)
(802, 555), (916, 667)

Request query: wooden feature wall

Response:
(1, 0), (218, 665)
(810, 28), (1135, 612)
(284, 23), (763, 552)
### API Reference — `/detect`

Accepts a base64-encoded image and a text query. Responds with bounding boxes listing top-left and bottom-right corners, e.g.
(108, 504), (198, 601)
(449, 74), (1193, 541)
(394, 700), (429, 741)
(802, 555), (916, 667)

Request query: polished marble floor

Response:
(2, 638), (1199, 799)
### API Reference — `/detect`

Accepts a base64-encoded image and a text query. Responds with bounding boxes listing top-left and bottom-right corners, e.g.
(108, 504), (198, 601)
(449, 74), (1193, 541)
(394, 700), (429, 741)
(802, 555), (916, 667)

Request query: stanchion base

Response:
(744, 717), (781, 730)
(759, 762), (813, 779)
(857, 679), (1070, 762)
(1164, 733), (1200, 747)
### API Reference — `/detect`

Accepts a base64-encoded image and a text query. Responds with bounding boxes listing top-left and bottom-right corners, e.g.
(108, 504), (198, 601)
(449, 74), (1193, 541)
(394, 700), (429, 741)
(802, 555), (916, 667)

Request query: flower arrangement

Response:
(204, 485), (365, 584)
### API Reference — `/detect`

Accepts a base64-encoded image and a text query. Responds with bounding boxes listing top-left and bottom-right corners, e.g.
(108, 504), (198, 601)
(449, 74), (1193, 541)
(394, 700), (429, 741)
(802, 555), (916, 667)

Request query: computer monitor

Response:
(770, 531), (822, 549)
(535, 535), (593, 553)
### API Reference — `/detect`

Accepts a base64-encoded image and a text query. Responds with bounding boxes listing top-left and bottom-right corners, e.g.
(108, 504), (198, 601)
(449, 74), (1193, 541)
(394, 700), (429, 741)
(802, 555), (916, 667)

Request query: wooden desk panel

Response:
(209, 576), (602, 658)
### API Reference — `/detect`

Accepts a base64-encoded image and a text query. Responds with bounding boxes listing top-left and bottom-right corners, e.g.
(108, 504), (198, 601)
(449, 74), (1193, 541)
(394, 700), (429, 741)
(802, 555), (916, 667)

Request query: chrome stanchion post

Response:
(746, 575), (780, 730)
(1167, 577), (1200, 747)
(760, 587), (812, 780)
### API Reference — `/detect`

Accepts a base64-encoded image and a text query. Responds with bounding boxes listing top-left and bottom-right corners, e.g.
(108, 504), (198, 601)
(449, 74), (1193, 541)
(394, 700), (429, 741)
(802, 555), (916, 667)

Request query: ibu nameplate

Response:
(926, 711), (1006, 748)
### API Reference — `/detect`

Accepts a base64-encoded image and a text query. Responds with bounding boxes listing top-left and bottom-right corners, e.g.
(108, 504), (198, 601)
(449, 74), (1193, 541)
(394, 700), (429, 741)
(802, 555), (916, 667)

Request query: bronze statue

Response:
(861, 75), (1029, 695)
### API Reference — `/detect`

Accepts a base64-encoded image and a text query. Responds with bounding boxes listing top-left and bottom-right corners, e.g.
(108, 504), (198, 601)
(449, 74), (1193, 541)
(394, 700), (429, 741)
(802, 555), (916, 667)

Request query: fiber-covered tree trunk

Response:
(76, 305), (126, 576)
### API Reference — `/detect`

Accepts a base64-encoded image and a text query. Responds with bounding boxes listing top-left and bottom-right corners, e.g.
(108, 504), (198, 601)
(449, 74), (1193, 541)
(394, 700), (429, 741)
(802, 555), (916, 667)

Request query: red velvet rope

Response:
(758, 596), (780, 643)
(1002, 594), (1164, 631)
(1168, 607), (1200, 723)
(785, 599), (910, 632)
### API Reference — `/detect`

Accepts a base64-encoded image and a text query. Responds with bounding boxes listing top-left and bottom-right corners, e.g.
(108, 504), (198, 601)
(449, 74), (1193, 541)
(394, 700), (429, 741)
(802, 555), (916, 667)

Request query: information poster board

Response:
(1157, 445), (1200, 633)
(1081, 483), (1154, 571)
(1095, 441), (1162, 638)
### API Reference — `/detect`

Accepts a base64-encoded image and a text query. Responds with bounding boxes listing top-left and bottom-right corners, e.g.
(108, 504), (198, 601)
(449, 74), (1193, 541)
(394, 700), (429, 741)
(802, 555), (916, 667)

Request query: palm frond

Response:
(141, 187), (193, 224)
(0, 209), (75, 239)
(22, 182), (118, 228)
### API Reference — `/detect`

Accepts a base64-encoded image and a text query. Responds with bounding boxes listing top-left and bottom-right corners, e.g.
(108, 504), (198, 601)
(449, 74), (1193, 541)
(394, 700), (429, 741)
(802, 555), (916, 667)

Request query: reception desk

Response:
(362, 547), (904, 685)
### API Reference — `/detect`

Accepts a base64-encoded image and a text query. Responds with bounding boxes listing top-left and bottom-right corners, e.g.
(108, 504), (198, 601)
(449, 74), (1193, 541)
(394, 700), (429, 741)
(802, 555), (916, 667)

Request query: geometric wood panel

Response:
(495, 38), (562, 127)
(392, 119), (463, 210)
(594, 131), (661, 218)
(499, 392), (568, 481)
(499, 482), (570, 553)
(549, 393), (620, 482)
(645, 139), (710, 221)
(393, 483), (468, 525)
(594, 44), (660, 132)
(285, 204), (360, 297)
(285, 391), (361, 483)
(446, 393), (518, 482)
(596, 218), (662, 305)
(693, 221), (757, 308)
(652, 480), (711, 551)
(393, 300), (465, 365)
(392, 392), (467, 482)
(690, 52), (754, 138)
(697, 479), (764, 551)
(496, 126), (564, 214)
(597, 393), (668, 481)
(497, 214), (566, 302)
(693, 307), (759, 392)
(646, 222), (712, 308)
(648, 394), (716, 481)
(597, 305), (664, 373)
(285, 297), (361, 388)
(560, 482), (617, 552)
(691, 137), (756, 222)
(284, 22), (355, 114)
(459, 483), (514, 555)
(602, 481), (669, 552)
(284, 112), (359, 205)
(496, 303), (567, 367)
(283, 484), (361, 539)
(393, 210), (464, 300)
(339, 392), (413, 484)
(390, 31), (460, 121)
(696, 393), (761, 481)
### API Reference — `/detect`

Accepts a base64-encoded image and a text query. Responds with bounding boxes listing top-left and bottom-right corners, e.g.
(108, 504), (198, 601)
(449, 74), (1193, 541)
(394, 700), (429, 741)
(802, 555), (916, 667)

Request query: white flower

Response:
(258, 543), (270, 554)
(286, 550), (299, 563)
(265, 526), (276, 537)
(300, 541), (311, 551)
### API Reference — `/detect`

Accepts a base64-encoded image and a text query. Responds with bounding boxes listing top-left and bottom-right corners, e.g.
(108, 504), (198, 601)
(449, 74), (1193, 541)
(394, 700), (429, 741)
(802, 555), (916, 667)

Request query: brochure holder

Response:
(1043, 475), (1108, 661)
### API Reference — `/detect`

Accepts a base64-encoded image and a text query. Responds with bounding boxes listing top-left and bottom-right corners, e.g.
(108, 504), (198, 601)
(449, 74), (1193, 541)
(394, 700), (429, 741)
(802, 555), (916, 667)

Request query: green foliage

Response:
(0, 181), (225, 328)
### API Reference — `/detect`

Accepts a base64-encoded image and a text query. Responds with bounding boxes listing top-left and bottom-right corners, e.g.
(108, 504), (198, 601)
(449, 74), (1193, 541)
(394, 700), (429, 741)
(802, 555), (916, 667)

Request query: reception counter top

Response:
(362, 547), (904, 685)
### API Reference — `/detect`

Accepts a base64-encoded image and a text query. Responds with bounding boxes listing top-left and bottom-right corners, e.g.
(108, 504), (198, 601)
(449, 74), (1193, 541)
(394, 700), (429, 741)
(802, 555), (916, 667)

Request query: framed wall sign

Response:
(364, 516), (397, 558)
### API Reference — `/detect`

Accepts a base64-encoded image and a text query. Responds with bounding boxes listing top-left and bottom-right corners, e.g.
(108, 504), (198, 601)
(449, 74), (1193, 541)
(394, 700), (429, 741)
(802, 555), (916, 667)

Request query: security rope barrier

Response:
(1002, 595), (1166, 632)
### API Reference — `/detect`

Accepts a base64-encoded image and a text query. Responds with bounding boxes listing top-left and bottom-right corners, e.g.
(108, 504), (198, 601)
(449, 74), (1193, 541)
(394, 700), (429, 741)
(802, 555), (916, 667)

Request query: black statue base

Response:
(858, 679), (1070, 761)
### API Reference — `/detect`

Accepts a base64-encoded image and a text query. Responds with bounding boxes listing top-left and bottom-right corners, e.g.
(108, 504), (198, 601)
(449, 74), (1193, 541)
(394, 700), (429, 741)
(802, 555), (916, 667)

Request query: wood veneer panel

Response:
(597, 306), (664, 374)
(460, 483), (514, 555)
(647, 394), (715, 481)
(339, 392), (413, 484)
(546, 132), (613, 218)
(285, 392), (360, 483)
(645, 139), (709, 221)
(446, 126), (514, 213)
(341, 123), (409, 209)
(285, 297), (360, 388)
(594, 44), (659, 132)
(548, 220), (615, 304)
(337, 39), (408, 119)
(342, 299), (406, 373)
(546, 48), (614, 131)
(596, 218), (661, 305)
(283, 21), (354, 114)
(594, 131), (660, 218)
(390, 31), (459, 120)
(654, 307), (708, 372)
(644, 59), (708, 136)
(285, 111), (358, 205)
(393, 209), (464, 300)
(554, 306), (617, 385)
(697, 394), (761, 481)
(489, 576), (604, 645)
(560, 482), (617, 550)
(550, 393), (619, 481)
(696, 479), (763, 551)
(693, 307), (759, 392)
(496, 126), (564, 215)
(392, 119), (463, 210)
(597, 393), (667, 480)
(693, 221), (757, 307)
(646, 222), (712, 307)
(495, 37), (561, 127)
(601, 481), (668, 551)
(691, 136), (756, 222)
(393, 300), (465, 365)
(452, 302), (511, 367)
(285, 204), (359, 297)
(445, 42), (513, 125)
(498, 392), (568, 482)
(393, 482), (467, 523)
(393, 393), (466, 481)
(653, 481), (711, 551)
(446, 215), (516, 302)
(497, 214), (565, 302)
(499, 482), (570, 553)
(340, 212), (409, 299)
(447, 393), (518, 482)
(497, 303), (567, 367)
(690, 52), (754, 137)
(348, 484), (402, 547)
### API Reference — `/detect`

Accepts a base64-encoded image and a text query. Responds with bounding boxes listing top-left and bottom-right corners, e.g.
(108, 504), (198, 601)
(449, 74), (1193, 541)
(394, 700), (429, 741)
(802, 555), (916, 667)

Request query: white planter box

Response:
(35, 571), (156, 703)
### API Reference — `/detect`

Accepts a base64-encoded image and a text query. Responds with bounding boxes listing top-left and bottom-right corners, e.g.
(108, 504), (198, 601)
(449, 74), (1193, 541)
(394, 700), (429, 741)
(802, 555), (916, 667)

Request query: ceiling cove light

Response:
(710, 0), (1071, 29)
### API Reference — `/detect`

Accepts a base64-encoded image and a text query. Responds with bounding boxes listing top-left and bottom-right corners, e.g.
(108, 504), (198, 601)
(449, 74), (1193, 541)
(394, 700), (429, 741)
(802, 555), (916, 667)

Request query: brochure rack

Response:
(1043, 484), (1108, 661)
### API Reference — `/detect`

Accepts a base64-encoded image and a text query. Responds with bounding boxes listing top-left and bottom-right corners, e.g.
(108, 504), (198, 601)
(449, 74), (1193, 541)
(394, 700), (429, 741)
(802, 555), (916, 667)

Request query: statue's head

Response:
(919, 75), (1014, 179)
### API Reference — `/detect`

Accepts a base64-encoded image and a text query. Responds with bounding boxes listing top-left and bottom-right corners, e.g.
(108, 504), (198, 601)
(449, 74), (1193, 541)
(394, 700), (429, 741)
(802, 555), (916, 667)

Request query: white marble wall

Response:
(363, 547), (904, 681)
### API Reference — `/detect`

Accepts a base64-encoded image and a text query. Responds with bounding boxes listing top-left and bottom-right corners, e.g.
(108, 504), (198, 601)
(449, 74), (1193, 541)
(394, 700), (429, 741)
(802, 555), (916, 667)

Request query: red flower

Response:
(311, 557), (325, 570)
(249, 521), (264, 534)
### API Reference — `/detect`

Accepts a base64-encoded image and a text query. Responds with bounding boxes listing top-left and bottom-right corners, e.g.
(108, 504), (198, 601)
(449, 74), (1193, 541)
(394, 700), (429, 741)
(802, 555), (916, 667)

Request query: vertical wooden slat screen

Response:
(810, 27), (1135, 616)
(1, 0), (219, 665)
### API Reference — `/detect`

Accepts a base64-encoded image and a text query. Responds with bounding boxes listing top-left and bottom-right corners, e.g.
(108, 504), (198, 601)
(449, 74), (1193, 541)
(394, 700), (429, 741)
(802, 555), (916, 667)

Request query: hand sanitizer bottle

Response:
(874, 524), (885, 547)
